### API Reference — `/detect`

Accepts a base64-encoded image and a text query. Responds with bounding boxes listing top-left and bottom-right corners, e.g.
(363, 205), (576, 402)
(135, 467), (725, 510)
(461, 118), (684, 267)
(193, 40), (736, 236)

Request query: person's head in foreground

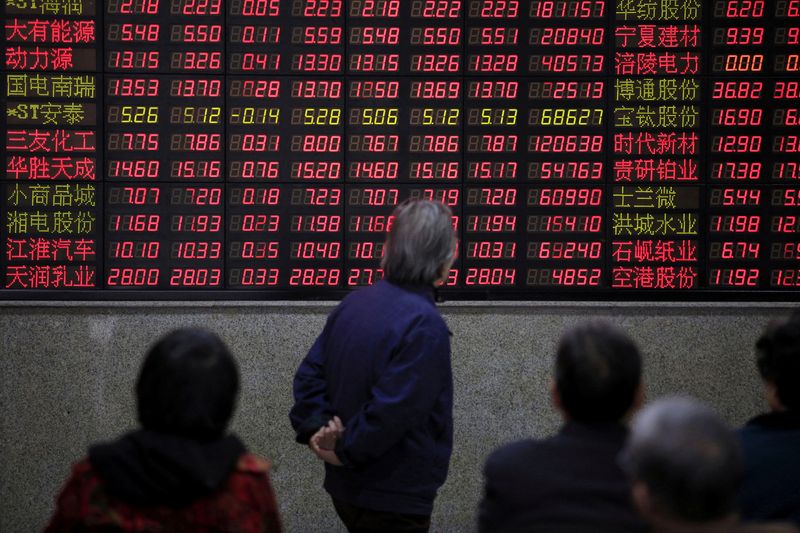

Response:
(621, 397), (743, 532)
(137, 327), (239, 441)
(381, 199), (456, 288)
(553, 320), (644, 424)
(45, 328), (282, 533)
(755, 315), (800, 414)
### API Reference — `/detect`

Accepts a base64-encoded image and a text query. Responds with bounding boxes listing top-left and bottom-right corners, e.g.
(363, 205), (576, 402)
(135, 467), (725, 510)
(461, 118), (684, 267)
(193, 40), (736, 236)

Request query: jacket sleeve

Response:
(335, 318), (452, 467)
(289, 317), (336, 444)
(477, 450), (505, 533)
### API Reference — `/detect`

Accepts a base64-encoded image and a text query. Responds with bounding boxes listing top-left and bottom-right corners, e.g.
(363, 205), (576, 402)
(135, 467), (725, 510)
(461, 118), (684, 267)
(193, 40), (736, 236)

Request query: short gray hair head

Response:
(621, 397), (743, 522)
(381, 200), (456, 286)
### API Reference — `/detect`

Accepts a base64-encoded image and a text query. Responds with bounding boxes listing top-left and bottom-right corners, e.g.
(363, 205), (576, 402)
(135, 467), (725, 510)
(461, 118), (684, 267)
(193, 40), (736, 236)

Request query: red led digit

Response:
(712, 108), (763, 127)
(349, 53), (400, 72)
(550, 268), (602, 287)
(108, 186), (160, 205)
(108, 50), (160, 70)
(466, 241), (517, 259)
(708, 242), (760, 260)
(108, 160), (160, 179)
(230, 52), (278, 71)
(411, 27), (461, 45)
(711, 162), (762, 180)
(291, 80), (341, 99)
(528, 136), (603, 153)
(171, 25), (223, 43)
(292, 162), (342, 180)
(708, 188), (761, 206)
(710, 215), (761, 233)
(231, 214), (280, 232)
(408, 188), (460, 206)
(288, 268), (341, 287)
(175, 0), (222, 15)
(109, 241), (161, 259)
(170, 241), (223, 260)
(229, 241), (279, 259)
(107, 268), (160, 287)
(301, 0), (343, 17)
(348, 241), (385, 259)
(108, 23), (160, 42)
(290, 187), (342, 206)
(239, 0), (279, 15)
(350, 0), (400, 17)
(527, 241), (603, 260)
(467, 81), (518, 99)
(171, 215), (223, 233)
(108, 78), (159, 97)
(772, 270), (800, 288)
(230, 268), (280, 286)
(348, 215), (394, 232)
(464, 268), (516, 286)
(774, 163), (800, 180)
(712, 135), (762, 153)
(349, 162), (399, 180)
(529, 27), (604, 45)
(291, 215), (342, 233)
(170, 187), (223, 206)
(347, 188), (400, 206)
(526, 215), (602, 233)
(290, 241), (341, 259)
(774, 189), (800, 206)
(720, 0), (765, 18)
(709, 269), (760, 287)
(292, 53), (343, 72)
(410, 0), (461, 18)
(350, 80), (399, 99)
(773, 216), (800, 233)
(529, 0), (605, 18)
(409, 162), (460, 180)
(108, 0), (159, 15)
(711, 81), (763, 99)
(169, 268), (222, 287)
(527, 188), (602, 207)
(466, 188), (517, 206)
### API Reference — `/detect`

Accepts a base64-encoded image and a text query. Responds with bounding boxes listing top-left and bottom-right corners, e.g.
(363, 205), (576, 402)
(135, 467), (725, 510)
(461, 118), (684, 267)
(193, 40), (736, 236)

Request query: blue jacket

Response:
(738, 411), (800, 525)
(479, 422), (647, 533)
(290, 280), (453, 515)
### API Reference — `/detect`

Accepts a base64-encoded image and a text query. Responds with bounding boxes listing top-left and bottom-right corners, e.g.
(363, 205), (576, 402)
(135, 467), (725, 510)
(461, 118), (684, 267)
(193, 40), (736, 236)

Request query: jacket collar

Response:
(746, 410), (800, 430)
(383, 279), (436, 304)
(561, 420), (629, 441)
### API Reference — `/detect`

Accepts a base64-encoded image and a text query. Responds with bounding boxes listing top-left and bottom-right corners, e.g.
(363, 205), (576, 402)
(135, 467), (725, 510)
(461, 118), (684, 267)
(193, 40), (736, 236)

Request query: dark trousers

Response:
(332, 498), (431, 533)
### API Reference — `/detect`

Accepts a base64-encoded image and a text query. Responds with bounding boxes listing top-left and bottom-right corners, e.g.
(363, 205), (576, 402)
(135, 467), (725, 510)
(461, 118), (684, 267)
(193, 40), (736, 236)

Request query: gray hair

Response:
(381, 200), (456, 286)
(620, 397), (743, 522)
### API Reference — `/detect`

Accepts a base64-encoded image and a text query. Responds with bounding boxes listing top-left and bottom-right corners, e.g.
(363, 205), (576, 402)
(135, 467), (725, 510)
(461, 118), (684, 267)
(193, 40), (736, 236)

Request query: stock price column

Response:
(345, 0), (462, 288)
(105, 0), (225, 289)
(768, 0), (800, 289)
(523, 0), (608, 290)
(707, 0), (769, 289)
(226, 1), (345, 289)
(3, 0), (100, 290)
(463, 0), (521, 289)
(611, 0), (702, 290)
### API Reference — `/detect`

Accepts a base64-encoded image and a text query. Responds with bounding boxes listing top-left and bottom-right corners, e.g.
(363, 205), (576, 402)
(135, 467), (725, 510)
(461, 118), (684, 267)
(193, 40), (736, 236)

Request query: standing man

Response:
(291, 200), (457, 533)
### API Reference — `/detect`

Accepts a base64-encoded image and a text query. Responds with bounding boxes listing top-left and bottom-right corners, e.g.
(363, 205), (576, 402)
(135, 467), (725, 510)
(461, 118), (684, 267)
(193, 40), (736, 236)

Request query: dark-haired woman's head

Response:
(136, 328), (239, 441)
(756, 314), (800, 411)
(555, 321), (642, 423)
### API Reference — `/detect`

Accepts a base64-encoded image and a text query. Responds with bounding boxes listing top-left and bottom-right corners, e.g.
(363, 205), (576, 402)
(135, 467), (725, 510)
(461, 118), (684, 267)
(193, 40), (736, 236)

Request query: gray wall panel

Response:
(0, 302), (792, 532)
